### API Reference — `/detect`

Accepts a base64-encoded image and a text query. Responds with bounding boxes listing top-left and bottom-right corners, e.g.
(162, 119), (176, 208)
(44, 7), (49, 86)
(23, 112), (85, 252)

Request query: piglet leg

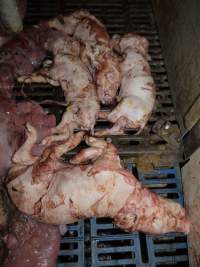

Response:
(12, 123), (38, 165)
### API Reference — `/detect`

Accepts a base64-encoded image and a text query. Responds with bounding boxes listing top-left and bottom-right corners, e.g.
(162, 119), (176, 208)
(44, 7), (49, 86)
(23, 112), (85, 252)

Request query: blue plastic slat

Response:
(96, 258), (136, 266)
(139, 167), (188, 267)
(138, 167), (184, 205)
(154, 242), (188, 251)
(91, 219), (143, 267)
(96, 246), (135, 254)
(155, 255), (188, 263)
(65, 220), (84, 240)
(57, 240), (84, 267)
(57, 221), (84, 267)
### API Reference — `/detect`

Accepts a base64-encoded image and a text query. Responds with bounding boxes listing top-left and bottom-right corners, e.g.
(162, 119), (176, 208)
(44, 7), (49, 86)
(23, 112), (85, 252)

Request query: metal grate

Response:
(21, 1), (189, 266)
(19, 0), (178, 156)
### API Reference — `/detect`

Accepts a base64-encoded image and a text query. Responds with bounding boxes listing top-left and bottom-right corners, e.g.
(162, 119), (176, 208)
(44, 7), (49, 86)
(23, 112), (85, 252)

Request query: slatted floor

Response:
(22, 0), (189, 266)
